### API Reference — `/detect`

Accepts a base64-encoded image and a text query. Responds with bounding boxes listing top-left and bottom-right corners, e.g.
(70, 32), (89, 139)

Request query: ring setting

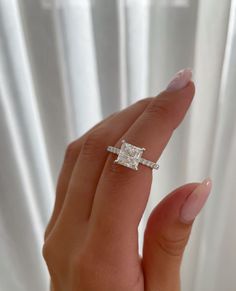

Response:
(107, 140), (159, 171)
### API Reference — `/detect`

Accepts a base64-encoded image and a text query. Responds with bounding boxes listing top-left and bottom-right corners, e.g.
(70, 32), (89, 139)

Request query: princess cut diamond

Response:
(115, 141), (145, 170)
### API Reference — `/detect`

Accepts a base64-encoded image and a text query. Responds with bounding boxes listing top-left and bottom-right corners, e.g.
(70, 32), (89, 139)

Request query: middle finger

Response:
(57, 97), (153, 227)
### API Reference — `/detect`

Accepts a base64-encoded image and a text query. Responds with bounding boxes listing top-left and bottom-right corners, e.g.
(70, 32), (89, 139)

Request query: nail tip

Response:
(180, 177), (212, 224)
(166, 68), (193, 92)
(202, 177), (212, 188)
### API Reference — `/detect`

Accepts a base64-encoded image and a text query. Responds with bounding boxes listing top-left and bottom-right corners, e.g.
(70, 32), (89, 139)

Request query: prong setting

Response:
(114, 141), (145, 170)
(107, 142), (159, 171)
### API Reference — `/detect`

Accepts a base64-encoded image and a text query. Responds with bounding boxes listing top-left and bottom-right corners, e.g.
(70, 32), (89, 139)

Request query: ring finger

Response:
(90, 81), (195, 245)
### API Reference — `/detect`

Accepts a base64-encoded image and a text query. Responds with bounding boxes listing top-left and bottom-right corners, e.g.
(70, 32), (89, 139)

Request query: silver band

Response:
(107, 143), (160, 171)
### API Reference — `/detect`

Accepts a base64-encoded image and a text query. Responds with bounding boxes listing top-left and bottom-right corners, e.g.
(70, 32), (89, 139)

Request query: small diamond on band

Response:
(107, 140), (159, 171)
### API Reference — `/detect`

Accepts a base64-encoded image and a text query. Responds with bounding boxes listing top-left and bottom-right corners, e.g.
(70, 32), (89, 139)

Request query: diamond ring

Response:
(107, 140), (160, 171)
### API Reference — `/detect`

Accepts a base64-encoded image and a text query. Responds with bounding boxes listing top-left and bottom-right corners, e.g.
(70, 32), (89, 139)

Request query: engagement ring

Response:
(107, 140), (159, 171)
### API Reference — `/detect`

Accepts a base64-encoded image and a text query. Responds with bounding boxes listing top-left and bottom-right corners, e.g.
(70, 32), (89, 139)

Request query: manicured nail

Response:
(180, 177), (212, 224)
(166, 68), (192, 92)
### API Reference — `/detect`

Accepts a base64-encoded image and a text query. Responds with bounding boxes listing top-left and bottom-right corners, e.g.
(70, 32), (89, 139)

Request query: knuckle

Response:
(135, 97), (153, 107)
(42, 241), (52, 261)
(146, 99), (170, 118)
(144, 99), (174, 131)
(42, 238), (67, 283)
(42, 238), (59, 262)
(157, 233), (189, 258)
(42, 236), (69, 271)
(81, 128), (108, 157)
(64, 139), (80, 162)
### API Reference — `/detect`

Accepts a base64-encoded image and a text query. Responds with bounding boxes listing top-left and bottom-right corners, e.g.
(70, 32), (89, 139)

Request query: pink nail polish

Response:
(166, 68), (192, 92)
(180, 178), (212, 224)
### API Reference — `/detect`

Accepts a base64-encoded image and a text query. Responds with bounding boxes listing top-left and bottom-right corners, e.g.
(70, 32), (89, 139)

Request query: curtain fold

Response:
(0, 0), (236, 290)
(0, 1), (53, 290)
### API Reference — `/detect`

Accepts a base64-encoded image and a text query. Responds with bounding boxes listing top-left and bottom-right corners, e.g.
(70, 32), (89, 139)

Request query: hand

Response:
(42, 69), (212, 291)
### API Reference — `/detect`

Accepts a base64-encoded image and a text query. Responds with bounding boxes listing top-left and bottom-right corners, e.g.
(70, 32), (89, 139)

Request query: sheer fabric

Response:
(0, 0), (236, 290)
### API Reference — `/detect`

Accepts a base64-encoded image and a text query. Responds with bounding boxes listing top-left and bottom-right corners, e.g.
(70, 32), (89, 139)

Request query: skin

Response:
(43, 82), (199, 291)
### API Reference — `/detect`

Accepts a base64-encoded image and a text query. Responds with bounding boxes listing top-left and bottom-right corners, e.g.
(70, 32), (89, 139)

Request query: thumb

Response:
(142, 179), (212, 291)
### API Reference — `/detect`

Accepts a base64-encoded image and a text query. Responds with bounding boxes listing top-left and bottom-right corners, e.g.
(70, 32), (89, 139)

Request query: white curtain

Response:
(0, 0), (236, 290)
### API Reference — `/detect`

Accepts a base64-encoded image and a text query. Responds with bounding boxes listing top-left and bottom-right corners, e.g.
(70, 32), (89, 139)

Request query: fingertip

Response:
(179, 177), (212, 224)
(166, 68), (193, 92)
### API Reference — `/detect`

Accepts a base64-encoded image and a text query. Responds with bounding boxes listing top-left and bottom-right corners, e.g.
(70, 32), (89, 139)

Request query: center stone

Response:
(115, 141), (145, 170)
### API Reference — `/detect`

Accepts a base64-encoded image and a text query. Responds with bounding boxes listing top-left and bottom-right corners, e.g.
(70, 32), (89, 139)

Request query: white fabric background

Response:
(0, 0), (236, 290)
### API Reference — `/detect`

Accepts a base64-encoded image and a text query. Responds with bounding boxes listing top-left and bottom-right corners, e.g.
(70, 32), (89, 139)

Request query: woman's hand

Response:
(42, 69), (212, 291)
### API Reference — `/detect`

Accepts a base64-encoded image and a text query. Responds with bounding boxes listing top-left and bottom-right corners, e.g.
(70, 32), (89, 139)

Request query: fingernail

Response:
(166, 68), (192, 92)
(180, 177), (212, 224)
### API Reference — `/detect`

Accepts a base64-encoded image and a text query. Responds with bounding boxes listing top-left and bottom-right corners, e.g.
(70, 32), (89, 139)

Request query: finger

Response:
(142, 179), (212, 291)
(55, 97), (153, 227)
(44, 111), (124, 240)
(90, 75), (195, 243)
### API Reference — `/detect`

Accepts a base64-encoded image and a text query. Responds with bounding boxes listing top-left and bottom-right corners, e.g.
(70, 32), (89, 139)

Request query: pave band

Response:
(107, 141), (160, 171)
